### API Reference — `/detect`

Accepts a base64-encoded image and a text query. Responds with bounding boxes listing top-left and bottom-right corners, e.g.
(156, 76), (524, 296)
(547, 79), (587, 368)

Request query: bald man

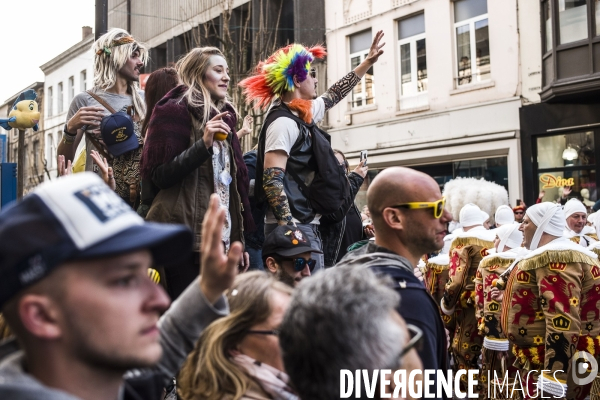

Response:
(337, 167), (451, 400)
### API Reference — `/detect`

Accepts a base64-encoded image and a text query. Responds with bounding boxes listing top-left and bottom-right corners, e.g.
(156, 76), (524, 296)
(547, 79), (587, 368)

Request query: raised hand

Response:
(203, 112), (231, 148)
(199, 194), (243, 304)
(365, 30), (385, 65)
(57, 155), (72, 177)
(90, 150), (115, 190)
(353, 159), (368, 178)
(237, 114), (253, 139)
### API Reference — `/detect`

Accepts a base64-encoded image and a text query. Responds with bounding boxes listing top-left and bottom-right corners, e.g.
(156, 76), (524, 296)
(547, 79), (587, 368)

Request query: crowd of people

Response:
(2, 26), (600, 400)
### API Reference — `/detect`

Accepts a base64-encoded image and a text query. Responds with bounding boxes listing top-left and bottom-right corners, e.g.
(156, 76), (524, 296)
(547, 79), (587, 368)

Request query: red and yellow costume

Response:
(502, 239), (600, 399)
(441, 227), (495, 392)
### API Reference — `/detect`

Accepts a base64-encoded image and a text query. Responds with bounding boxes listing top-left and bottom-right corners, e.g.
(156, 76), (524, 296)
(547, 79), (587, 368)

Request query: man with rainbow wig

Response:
(239, 31), (385, 271)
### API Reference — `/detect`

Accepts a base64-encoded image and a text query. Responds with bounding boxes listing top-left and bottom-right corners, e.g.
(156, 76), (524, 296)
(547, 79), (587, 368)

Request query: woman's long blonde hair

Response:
(178, 272), (293, 400)
(176, 47), (234, 124)
(92, 28), (148, 119)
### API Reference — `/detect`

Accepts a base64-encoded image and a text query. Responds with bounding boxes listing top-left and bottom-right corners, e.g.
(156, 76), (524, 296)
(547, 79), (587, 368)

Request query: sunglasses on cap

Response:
(389, 197), (446, 219)
(283, 257), (317, 272)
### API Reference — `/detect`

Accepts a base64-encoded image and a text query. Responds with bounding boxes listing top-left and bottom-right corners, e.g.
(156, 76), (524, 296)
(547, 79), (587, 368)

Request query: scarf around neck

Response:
(231, 352), (298, 400)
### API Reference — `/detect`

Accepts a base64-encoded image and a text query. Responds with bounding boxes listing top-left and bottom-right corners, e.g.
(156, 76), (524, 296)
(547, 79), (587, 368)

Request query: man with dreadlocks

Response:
(58, 28), (147, 209)
(239, 32), (385, 271)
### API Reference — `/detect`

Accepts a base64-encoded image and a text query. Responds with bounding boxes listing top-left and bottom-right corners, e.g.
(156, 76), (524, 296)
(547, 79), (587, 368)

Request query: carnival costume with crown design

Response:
(474, 223), (528, 398)
(502, 203), (600, 400)
(441, 204), (495, 394)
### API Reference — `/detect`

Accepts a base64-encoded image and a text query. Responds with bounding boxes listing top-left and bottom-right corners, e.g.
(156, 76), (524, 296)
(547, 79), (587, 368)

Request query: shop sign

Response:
(539, 173), (575, 189)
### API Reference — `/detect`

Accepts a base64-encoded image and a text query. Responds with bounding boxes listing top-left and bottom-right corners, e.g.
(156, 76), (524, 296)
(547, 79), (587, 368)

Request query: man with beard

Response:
(57, 28), (147, 208)
(336, 167), (450, 400)
(262, 225), (322, 287)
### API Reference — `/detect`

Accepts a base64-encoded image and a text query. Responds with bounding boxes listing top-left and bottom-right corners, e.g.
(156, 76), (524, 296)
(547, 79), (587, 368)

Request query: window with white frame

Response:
(398, 13), (428, 109)
(46, 133), (54, 169)
(57, 82), (64, 114)
(349, 30), (375, 109)
(68, 76), (74, 103)
(81, 70), (87, 92)
(47, 86), (53, 117)
(454, 0), (490, 86)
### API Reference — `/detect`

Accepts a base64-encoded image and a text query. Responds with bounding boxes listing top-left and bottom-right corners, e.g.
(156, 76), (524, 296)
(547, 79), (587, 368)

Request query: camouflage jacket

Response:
(501, 238), (600, 390)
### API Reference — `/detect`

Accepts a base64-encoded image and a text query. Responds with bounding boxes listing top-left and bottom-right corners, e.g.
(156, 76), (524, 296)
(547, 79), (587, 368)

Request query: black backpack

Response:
(256, 104), (351, 217)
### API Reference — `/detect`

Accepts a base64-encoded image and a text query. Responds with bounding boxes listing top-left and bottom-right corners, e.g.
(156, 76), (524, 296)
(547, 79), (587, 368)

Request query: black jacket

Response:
(319, 171), (364, 266)
(243, 150), (266, 249)
(337, 243), (449, 400)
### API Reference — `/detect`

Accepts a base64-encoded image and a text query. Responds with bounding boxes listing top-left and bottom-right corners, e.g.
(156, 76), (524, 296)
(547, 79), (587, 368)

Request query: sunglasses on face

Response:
(399, 324), (423, 358)
(283, 257), (317, 272)
(514, 211), (524, 215)
(389, 197), (446, 219)
(309, 68), (317, 79)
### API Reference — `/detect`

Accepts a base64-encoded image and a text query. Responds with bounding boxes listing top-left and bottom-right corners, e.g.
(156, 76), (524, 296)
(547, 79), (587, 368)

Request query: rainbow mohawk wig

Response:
(239, 44), (327, 110)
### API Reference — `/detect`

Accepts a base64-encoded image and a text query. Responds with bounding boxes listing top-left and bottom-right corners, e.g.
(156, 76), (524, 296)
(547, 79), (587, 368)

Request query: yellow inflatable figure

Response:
(0, 89), (40, 131)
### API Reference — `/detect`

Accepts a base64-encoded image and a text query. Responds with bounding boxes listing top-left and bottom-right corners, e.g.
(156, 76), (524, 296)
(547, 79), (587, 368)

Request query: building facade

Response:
(519, 0), (600, 207)
(107, 0), (327, 150)
(40, 27), (94, 179)
(324, 0), (539, 208)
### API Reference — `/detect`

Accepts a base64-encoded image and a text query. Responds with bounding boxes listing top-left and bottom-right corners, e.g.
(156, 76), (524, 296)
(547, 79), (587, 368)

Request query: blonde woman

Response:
(178, 271), (296, 400)
(140, 47), (254, 299)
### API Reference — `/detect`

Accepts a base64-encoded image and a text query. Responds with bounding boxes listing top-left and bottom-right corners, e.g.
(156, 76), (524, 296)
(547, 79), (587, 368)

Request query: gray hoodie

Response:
(336, 241), (415, 273)
(0, 278), (229, 399)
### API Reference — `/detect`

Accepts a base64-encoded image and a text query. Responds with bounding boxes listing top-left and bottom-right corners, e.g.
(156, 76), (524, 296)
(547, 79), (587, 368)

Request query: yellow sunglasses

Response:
(389, 197), (446, 219)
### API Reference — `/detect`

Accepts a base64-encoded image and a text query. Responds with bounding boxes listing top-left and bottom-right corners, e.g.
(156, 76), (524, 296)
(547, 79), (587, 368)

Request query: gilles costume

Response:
(563, 198), (598, 247)
(474, 224), (526, 396)
(441, 204), (495, 392)
(502, 203), (600, 400)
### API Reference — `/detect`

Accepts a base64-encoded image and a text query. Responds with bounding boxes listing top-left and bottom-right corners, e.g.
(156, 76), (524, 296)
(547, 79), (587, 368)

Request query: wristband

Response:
(63, 123), (76, 137)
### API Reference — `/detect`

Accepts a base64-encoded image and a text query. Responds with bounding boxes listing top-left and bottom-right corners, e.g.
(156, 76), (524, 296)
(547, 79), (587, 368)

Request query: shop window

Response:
(349, 30), (375, 109)
(454, 0), (490, 86)
(536, 131), (597, 204)
(538, 170), (596, 204)
(353, 156), (508, 210)
(398, 13), (428, 110)
(537, 131), (595, 169)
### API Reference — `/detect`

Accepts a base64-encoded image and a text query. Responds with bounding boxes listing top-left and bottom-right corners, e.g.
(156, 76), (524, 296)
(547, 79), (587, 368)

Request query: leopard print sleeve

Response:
(321, 71), (362, 111)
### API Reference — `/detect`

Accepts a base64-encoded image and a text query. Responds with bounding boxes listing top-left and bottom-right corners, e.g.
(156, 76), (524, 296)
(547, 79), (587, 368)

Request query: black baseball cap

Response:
(262, 225), (323, 259)
(100, 111), (139, 156)
(0, 173), (192, 308)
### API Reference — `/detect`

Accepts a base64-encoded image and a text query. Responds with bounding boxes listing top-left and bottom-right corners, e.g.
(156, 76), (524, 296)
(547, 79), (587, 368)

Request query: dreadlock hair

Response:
(176, 47), (235, 126)
(239, 43), (327, 110)
(92, 28), (148, 119)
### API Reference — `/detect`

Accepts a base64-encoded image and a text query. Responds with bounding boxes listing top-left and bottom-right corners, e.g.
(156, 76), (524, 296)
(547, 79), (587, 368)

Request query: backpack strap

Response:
(85, 90), (113, 160)
(87, 89), (117, 114)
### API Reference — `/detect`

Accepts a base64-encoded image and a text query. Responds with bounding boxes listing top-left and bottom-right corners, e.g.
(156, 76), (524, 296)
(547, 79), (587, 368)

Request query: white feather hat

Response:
(442, 177), (509, 222)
